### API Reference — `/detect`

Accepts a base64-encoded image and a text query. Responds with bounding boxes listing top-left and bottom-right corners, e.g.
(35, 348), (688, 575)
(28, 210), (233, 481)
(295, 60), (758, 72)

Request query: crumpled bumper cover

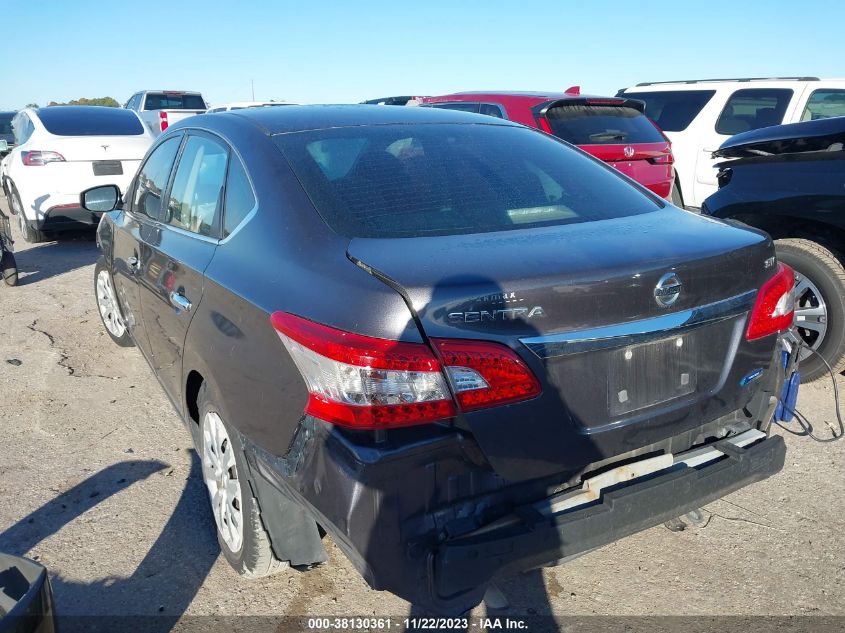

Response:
(432, 434), (786, 604)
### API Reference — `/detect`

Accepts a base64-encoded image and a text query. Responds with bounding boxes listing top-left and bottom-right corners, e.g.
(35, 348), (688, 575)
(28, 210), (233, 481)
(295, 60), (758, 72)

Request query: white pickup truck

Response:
(124, 90), (207, 137)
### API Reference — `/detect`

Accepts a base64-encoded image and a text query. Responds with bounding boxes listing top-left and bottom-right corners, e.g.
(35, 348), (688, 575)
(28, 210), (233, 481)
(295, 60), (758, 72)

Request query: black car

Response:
(703, 117), (845, 382)
(0, 553), (56, 633)
(85, 105), (794, 614)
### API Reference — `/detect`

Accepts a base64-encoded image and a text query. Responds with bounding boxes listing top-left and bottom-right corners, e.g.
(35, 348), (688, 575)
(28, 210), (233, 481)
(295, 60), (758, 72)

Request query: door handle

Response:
(169, 291), (192, 312)
(127, 255), (140, 268)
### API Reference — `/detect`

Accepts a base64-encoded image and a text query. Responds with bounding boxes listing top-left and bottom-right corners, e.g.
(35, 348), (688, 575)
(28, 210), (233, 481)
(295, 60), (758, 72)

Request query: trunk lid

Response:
(348, 207), (776, 481)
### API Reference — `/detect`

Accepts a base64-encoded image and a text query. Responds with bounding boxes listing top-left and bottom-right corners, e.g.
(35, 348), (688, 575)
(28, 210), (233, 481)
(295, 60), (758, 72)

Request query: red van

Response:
(420, 89), (677, 202)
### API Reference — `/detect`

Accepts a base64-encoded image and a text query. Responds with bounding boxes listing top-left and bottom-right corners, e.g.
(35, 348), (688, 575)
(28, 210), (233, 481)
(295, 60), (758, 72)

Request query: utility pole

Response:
(251, 79), (255, 101)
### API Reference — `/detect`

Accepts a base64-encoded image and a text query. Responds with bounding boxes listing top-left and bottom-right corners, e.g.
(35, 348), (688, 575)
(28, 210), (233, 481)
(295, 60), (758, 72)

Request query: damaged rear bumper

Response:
(246, 418), (785, 614)
(432, 431), (785, 606)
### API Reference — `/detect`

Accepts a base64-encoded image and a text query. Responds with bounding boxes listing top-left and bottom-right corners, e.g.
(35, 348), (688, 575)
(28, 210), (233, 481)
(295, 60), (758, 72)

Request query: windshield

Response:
(545, 105), (665, 145)
(275, 123), (662, 238)
(144, 93), (207, 110)
(623, 90), (716, 132)
(37, 107), (145, 136)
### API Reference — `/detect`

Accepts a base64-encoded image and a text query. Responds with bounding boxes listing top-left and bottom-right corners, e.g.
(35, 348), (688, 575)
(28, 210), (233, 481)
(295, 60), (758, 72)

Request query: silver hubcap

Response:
(793, 270), (828, 360)
(96, 270), (126, 338)
(202, 411), (244, 553)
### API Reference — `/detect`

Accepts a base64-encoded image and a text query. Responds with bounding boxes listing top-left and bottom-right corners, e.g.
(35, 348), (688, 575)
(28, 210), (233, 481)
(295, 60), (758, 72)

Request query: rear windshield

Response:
(275, 123), (661, 238)
(622, 90), (716, 132)
(36, 107), (145, 136)
(545, 105), (665, 145)
(143, 93), (206, 110)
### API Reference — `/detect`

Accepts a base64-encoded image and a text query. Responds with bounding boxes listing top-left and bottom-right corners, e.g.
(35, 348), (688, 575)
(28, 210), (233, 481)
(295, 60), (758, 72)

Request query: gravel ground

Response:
(0, 197), (842, 632)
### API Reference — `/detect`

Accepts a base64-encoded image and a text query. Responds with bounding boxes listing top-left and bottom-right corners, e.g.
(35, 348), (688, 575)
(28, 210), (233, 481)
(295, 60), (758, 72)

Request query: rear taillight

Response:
(159, 111), (169, 132)
(22, 150), (65, 166)
(270, 313), (541, 429)
(431, 339), (541, 412)
(746, 263), (795, 341)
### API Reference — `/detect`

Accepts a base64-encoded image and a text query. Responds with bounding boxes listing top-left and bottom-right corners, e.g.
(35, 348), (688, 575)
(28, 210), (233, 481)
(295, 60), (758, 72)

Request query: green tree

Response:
(46, 97), (120, 107)
(24, 102), (38, 108)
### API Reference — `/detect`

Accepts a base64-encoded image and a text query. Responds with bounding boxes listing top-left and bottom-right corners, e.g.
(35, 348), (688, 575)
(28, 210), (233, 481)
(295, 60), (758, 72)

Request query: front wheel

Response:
(775, 238), (845, 381)
(1, 250), (17, 286)
(198, 383), (286, 579)
(94, 258), (134, 347)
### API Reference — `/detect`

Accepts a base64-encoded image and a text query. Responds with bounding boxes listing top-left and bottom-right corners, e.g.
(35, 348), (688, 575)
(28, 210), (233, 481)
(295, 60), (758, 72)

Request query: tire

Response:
(1, 250), (17, 286)
(197, 383), (286, 579)
(11, 191), (47, 244)
(670, 179), (684, 208)
(775, 238), (845, 382)
(94, 258), (134, 347)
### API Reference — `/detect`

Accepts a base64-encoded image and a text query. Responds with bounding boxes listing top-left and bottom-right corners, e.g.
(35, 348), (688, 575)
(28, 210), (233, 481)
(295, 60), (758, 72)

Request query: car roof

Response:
(140, 89), (204, 95)
(623, 78), (845, 92)
(210, 104), (524, 135)
(716, 116), (845, 154)
(424, 91), (612, 102)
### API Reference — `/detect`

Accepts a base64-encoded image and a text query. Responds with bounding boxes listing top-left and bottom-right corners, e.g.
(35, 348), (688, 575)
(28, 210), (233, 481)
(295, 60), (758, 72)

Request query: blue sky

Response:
(4, 0), (843, 110)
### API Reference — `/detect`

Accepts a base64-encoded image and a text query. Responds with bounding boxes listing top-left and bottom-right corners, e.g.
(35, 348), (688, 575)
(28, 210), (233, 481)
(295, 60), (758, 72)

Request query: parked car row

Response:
(78, 103), (801, 614)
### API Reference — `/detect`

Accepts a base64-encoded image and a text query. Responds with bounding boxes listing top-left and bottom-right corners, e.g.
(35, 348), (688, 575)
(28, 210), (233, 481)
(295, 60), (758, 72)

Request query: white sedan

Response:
(0, 106), (153, 242)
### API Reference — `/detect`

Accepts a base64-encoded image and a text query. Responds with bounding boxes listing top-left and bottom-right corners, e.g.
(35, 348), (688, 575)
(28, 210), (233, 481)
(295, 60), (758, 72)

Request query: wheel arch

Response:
(728, 213), (845, 257)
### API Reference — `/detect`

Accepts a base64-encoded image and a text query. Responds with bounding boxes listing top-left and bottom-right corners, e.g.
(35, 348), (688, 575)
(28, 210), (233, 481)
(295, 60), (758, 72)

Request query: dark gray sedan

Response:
(84, 105), (795, 614)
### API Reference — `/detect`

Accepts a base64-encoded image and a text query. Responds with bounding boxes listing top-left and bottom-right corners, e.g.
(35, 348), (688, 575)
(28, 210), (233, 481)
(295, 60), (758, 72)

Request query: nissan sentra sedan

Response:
(84, 105), (795, 614)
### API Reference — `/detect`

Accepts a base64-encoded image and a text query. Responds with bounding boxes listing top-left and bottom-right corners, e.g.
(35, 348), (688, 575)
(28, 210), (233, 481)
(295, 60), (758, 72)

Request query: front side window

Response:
(715, 88), (793, 135)
(275, 123), (662, 239)
(165, 135), (228, 237)
(133, 136), (181, 220)
(545, 105), (666, 145)
(801, 89), (845, 121)
(223, 154), (256, 237)
(622, 90), (715, 132)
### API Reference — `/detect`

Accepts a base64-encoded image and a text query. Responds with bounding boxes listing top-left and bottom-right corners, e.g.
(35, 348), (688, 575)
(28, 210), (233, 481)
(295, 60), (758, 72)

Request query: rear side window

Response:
(715, 88), (792, 135)
(36, 107), (145, 136)
(430, 102), (480, 114)
(801, 89), (845, 121)
(622, 90), (715, 132)
(13, 114), (35, 144)
(166, 135), (228, 237)
(133, 136), (181, 220)
(144, 93), (207, 110)
(275, 123), (661, 239)
(223, 155), (256, 237)
(545, 105), (665, 145)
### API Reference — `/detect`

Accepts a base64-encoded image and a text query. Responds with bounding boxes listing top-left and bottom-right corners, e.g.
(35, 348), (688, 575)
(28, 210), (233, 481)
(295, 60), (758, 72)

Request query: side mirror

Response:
(0, 140), (8, 152)
(81, 185), (121, 212)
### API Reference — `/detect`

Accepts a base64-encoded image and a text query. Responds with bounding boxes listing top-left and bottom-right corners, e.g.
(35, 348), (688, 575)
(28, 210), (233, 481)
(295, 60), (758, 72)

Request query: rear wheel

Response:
(1, 251), (17, 286)
(94, 258), (133, 347)
(775, 238), (845, 381)
(12, 192), (47, 244)
(198, 383), (286, 579)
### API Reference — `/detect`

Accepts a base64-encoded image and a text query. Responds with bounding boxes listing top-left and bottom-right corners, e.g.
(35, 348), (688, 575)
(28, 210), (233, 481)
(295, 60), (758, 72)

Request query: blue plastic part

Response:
(740, 368), (764, 386)
(776, 371), (801, 422)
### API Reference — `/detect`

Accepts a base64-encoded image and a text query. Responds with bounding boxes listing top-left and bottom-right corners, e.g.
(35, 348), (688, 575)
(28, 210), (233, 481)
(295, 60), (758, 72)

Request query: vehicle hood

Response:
(714, 117), (845, 158)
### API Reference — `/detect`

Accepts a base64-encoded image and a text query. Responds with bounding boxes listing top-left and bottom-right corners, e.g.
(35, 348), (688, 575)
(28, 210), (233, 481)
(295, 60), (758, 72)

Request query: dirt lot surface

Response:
(0, 196), (843, 632)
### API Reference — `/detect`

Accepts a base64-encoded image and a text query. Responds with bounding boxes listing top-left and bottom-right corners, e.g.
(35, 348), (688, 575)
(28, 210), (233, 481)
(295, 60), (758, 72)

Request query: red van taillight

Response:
(746, 263), (795, 341)
(159, 111), (169, 132)
(270, 313), (541, 429)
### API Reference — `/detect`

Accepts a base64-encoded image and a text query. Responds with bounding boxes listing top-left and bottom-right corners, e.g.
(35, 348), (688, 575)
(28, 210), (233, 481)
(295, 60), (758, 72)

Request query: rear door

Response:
(112, 134), (183, 357)
(138, 131), (227, 404)
(541, 101), (673, 198)
(692, 87), (796, 203)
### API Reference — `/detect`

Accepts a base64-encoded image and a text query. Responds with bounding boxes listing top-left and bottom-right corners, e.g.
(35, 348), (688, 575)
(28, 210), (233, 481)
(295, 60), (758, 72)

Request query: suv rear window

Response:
(275, 123), (661, 238)
(36, 107), (145, 136)
(144, 93), (206, 110)
(620, 90), (716, 132)
(545, 105), (665, 145)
